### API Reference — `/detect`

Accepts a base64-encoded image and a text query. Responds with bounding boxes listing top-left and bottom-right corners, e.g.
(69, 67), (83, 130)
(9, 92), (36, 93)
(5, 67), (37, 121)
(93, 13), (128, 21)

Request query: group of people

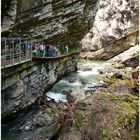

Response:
(32, 42), (69, 58)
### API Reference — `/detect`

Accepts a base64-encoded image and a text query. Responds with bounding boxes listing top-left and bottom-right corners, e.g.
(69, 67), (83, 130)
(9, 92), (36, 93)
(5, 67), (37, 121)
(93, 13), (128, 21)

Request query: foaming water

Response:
(47, 60), (110, 102)
(51, 79), (83, 93)
(47, 91), (67, 102)
(77, 70), (99, 76)
(58, 79), (82, 87)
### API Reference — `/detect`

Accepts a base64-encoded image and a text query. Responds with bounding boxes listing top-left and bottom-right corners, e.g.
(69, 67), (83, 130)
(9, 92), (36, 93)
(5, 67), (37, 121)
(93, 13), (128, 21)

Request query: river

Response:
(2, 59), (111, 140)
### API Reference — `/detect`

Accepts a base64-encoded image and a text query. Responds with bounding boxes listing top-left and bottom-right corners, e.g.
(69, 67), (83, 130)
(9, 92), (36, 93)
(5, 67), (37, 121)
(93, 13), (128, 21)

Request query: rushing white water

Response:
(47, 91), (67, 102)
(77, 70), (99, 76)
(46, 60), (111, 102)
(58, 79), (82, 87)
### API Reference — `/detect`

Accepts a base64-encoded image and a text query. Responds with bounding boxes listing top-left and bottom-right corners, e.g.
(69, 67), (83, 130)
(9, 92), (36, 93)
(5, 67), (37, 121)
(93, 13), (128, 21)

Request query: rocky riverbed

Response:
(1, 0), (139, 139)
(2, 59), (111, 140)
(2, 53), (139, 140)
(58, 48), (139, 140)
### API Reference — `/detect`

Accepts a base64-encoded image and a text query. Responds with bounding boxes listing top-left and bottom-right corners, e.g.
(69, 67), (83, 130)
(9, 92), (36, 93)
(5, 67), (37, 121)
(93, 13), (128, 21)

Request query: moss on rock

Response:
(59, 77), (138, 140)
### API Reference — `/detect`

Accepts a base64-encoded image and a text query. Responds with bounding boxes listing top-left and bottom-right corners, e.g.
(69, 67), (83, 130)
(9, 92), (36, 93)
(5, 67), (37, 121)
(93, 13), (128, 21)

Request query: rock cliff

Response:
(2, 0), (139, 59)
(81, 0), (139, 59)
(2, 0), (98, 47)
(2, 54), (78, 120)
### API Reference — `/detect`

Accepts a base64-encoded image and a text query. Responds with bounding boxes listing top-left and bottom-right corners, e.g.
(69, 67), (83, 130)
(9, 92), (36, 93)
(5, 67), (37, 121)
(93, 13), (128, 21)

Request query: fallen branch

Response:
(37, 96), (77, 130)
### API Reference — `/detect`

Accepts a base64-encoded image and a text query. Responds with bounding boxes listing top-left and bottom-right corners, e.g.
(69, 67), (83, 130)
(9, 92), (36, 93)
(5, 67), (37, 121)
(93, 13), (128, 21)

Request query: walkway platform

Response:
(1, 38), (81, 69)
(32, 51), (81, 61)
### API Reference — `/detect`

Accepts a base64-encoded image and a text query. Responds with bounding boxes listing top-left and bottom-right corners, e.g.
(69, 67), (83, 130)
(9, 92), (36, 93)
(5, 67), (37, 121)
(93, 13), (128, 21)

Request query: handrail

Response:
(1, 37), (81, 69)
(1, 38), (32, 69)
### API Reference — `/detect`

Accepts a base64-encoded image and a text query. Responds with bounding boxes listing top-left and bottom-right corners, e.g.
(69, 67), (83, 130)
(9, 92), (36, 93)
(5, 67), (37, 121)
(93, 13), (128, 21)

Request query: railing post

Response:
(12, 39), (15, 65)
(25, 39), (27, 61)
(30, 39), (32, 59)
(2, 37), (33, 69)
(19, 38), (21, 62)
(3, 38), (5, 67)
(9, 40), (12, 65)
(4, 38), (6, 68)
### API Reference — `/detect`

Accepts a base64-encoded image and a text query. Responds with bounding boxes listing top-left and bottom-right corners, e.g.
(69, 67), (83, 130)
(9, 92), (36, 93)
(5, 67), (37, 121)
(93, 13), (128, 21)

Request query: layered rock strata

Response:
(2, 53), (78, 120)
(2, 0), (98, 47)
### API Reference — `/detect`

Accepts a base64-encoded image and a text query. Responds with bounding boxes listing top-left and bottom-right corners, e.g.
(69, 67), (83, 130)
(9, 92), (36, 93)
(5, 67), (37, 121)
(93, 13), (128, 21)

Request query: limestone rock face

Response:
(81, 0), (139, 59)
(2, 0), (17, 32)
(68, 88), (86, 102)
(109, 44), (139, 68)
(2, 0), (138, 58)
(2, 0), (98, 47)
(1, 54), (78, 120)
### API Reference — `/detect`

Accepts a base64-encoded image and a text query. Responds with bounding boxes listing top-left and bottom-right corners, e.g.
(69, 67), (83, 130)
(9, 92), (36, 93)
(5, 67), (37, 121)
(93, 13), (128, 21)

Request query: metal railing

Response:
(1, 38), (82, 69)
(1, 38), (32, 69)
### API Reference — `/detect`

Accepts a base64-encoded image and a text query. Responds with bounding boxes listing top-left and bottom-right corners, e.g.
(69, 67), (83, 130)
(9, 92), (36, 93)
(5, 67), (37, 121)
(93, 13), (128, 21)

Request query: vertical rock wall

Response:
(1, 0), (139, 59)
(2, 0), (99, 47)
(81, 0), (139, 59)
(2, 0), (17, 32)
(2, 54), (78, 120)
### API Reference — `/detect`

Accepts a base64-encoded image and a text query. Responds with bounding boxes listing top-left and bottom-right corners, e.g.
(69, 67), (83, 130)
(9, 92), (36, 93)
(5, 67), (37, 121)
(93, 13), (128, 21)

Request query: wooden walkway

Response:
(32, 51), (81, 61)
(1, 38), (81, 69)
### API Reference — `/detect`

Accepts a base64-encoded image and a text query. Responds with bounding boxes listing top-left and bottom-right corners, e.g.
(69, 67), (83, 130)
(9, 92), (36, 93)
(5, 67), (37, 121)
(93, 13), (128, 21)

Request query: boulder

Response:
(65, 88), (86, 102)
(109, 45), (139, 68)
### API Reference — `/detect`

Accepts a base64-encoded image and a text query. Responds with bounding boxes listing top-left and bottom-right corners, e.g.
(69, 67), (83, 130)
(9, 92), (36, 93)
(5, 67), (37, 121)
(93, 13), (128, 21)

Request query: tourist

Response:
(39, 42), (46, 57)
(36, 42), (40, 57)
(32, 47), (37, 57)
(32, 42), (37, 57)
(56, 44), (60, 55)
(59, 43), (65, 54)
(48, 45), (53, 57)
(27, 40), (32, 50)
(52, 46), (58, 57)
(47, 45), (58, 57)
(65, 45), (69, 54)
(21, 41), (26, 55)
(45, 44), (50, 57)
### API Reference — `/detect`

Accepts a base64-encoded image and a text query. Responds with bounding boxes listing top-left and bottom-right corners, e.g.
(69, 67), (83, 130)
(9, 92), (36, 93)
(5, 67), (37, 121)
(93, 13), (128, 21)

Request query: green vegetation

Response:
(73, 112), (85, 129)
(72, 88), (138, 139)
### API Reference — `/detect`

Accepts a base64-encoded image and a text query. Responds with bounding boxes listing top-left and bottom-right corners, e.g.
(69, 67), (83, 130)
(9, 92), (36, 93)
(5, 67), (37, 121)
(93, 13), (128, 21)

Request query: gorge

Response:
(1, 0), (139, 140)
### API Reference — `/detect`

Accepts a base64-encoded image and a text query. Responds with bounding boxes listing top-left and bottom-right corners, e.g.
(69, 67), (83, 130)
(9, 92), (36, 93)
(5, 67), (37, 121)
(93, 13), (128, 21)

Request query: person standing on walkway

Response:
(48, 45), (52, 57)
(65, 45), (69, 54)
(52, 46), (58, 57)
(32, 42), (36, 57)
(59, 43), (65, 54)
(40, 42), (46, 57)
(45, 44), (50, 57)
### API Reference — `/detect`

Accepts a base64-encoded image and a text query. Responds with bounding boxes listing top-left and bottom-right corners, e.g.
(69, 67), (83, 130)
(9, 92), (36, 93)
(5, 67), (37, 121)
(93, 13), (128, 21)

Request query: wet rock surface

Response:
(2, 57), (139, 140)
(1, 0), (139, 139)
(58, 90), (138, 140)
(2, 103), (58, 140)
(56, 49), (139, 140)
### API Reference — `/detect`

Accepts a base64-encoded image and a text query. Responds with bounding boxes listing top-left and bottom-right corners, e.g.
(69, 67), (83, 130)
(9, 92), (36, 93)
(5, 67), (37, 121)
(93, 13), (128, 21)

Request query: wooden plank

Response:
(32, 51), (81, 61)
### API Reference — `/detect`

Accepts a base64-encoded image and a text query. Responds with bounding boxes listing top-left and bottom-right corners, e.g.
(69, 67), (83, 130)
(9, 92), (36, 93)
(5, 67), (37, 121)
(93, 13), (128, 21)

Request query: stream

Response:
(2, 59), (111, 140)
